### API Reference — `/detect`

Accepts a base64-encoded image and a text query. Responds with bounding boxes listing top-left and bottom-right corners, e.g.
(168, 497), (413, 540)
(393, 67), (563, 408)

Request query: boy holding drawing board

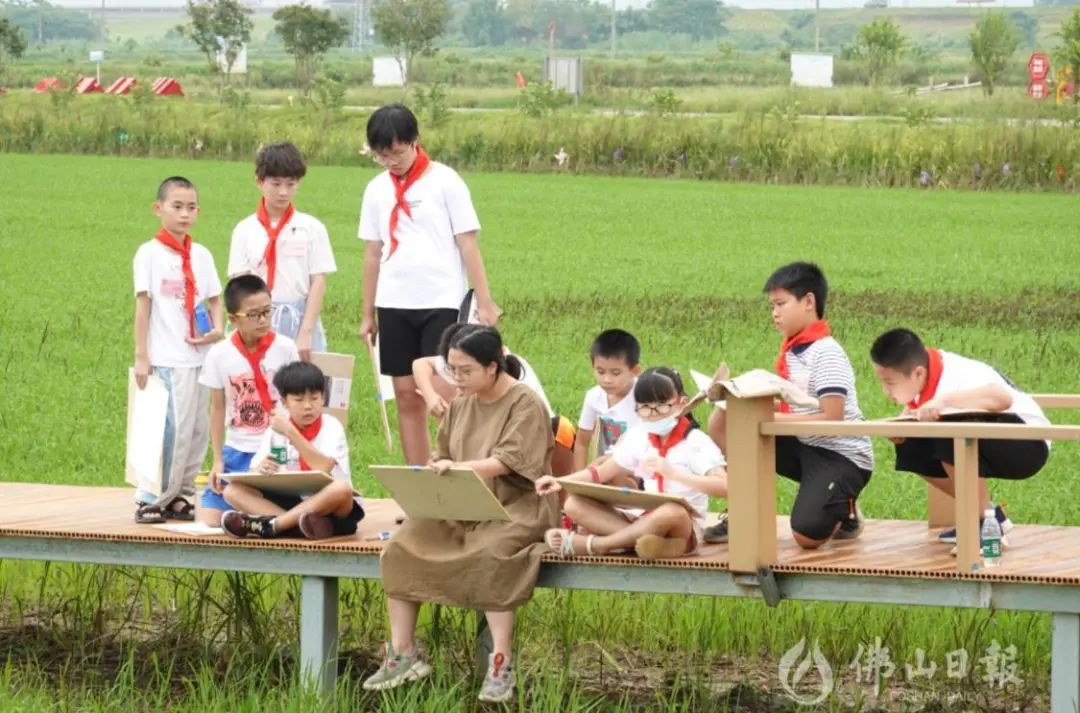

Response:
(537, 367), (728, 561)
(219, 361), (364, 540)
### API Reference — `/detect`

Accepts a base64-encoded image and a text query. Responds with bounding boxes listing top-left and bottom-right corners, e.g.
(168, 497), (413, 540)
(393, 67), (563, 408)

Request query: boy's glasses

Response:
(232, 308), (272, 321)
(635, 400), (678, 418)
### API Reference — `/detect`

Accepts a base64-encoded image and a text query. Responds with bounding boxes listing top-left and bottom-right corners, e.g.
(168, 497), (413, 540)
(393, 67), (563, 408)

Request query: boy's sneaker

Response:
(477, 652), (514, 703)
(361, 644), (432, 691)
(221, 510), (275, 539)
(938, 504), (1012, 544)
(298, 513), (333, 540)
(834, 504), (865, 541)
(702, 512), (729, 544)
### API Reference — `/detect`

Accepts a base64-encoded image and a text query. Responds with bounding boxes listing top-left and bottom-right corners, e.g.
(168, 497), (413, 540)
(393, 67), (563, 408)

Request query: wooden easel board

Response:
(225, 470), (338, 497)
(882, 409), (1021, 423)
(560, 480), (695, 514)
(311, 352), (355, 427)
(370, 466), (511, 522)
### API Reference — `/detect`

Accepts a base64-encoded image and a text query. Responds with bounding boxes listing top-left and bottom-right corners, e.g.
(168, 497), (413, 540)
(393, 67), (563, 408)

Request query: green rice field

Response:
(1, 152), (1078, 711)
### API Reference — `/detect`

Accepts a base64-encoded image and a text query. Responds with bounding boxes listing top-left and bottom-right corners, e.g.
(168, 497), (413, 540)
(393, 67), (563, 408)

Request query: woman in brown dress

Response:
(362, 325), (557, 703)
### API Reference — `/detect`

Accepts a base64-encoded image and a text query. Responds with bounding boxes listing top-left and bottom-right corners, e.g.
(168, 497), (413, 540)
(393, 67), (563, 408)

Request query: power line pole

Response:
(814, 0), (820, 52)
(610, 0), (616, 59)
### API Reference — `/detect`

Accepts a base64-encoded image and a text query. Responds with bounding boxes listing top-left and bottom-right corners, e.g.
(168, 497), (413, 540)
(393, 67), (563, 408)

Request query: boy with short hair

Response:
(227, 141), (336, 361)
(199, 275), (300, 525)
(357, 103), (501, 466)
(870, 328), (1048, 543)
(132, 176), (224, 524)
(573, 329), (643, 470)
(705, 262), (873, 549)
(220, 361), (364, 539)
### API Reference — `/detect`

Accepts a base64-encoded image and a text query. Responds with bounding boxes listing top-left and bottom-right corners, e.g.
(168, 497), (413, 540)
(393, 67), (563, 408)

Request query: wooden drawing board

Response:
(225, 470), (341, 497)
(370, 466), (511, 522)
(311, 352), (355, 427)
(882, 409), (1020, 423)
(560, 480), (695, 514)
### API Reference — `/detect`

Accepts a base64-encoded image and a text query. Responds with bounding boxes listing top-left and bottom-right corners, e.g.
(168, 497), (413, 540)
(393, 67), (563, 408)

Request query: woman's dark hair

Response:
(634, 367), (699, 428)
(440, 323), (522, 381)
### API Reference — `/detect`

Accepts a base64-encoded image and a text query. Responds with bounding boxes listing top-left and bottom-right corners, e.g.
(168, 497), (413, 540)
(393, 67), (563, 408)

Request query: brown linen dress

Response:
(381, 382), (559, 611)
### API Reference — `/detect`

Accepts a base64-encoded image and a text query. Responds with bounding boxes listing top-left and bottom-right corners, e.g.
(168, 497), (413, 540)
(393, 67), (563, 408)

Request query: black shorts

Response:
(264, 493), (366, 538)
(894, 414), (1049, 480)
(376, 307), (459, 378)
(775, 436), (872, 541)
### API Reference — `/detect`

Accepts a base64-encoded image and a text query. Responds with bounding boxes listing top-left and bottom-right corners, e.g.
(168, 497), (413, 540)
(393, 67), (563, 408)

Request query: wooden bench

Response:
(2, 394), (1080, 709)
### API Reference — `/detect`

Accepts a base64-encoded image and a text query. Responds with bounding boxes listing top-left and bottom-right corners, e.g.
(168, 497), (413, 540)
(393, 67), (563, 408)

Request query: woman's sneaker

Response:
(361, 644), (432, 691)
(938, 504), (1012, 544)
(478, 652), (514, 703)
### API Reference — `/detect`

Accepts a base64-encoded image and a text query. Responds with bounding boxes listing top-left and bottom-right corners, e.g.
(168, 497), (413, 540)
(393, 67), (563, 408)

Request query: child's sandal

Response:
(163, 496), (195, 521)
(544, 528), (576, 557)
(134, 503), (166, 524)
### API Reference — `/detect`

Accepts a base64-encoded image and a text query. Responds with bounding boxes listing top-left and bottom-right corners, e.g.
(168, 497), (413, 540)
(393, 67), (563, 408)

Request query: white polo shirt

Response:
(133, 239), (222, 368)
(199, 334), (300, 453)
(358, 161), (481, 310)
(227, 210), (337, 304)
(578, 385), (640, 456)
(934, 350), (1049, 427)
(251, 414), (359, 503)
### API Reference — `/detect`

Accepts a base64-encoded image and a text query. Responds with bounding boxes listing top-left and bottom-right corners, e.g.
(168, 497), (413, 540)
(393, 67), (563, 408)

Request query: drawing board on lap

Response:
(370, 465), (511, 522)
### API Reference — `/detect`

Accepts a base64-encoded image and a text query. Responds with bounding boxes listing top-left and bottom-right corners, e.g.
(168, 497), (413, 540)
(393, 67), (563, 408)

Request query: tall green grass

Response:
(1, 154), (1076, 709)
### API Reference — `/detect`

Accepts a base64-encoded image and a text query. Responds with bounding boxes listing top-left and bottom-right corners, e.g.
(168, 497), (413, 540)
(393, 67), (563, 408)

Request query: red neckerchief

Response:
(386, 145), (431, 262)
(908, 347), (944, 410)
(775, 319), (831, 413)
(154, 228), (197, 338)
(646, 416), (693, 493)
(290, 415), (323, 471)
(231, 330), (276, 416)
(256, 198), (295, 293)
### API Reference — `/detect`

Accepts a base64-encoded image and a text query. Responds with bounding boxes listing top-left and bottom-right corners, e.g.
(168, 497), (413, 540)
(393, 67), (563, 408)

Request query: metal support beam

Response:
(300, 575), (339, 696)
(1052, 612), (1080, 713)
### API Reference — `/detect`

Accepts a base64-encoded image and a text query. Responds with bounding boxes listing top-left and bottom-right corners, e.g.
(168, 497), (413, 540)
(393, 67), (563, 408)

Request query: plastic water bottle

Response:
(193, 302), (212, 336)
(270, 432), (289, 466)
(981, 507), (1002, 568)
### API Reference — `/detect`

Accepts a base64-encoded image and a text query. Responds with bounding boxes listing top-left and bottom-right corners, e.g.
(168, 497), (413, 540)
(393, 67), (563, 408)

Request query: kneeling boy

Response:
(221, 361), (365, 540)
(870, 328), (1048, 542)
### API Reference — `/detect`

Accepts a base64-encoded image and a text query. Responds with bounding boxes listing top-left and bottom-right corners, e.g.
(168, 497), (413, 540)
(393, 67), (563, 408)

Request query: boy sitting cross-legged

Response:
(221, 361), (365, 540)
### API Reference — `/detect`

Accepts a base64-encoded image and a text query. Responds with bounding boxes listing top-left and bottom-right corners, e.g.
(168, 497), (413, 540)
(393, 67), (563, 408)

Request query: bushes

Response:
(2, 94), (1078, 191)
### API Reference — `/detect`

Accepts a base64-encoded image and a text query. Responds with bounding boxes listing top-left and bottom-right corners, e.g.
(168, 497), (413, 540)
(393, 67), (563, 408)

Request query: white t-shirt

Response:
(251, 414), (359, 502)
(434, 350), (554, 417)
(133, 239), (222, 368)
(577, 385), (640, 455)
(358, 161), (481, 310)
(933, 350), (1049, 428)
(611, 425), (726, 520)
(227, 211), (337, 304)
(199, 334), (300, 453)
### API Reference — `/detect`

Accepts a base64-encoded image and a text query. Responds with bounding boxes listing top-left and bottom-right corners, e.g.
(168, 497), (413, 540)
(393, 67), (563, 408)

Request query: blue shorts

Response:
(200, 446), (255, 511)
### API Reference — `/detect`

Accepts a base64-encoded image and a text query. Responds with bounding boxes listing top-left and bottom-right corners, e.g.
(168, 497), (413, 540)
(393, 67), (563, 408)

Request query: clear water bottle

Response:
(981, 506), (1002, 568)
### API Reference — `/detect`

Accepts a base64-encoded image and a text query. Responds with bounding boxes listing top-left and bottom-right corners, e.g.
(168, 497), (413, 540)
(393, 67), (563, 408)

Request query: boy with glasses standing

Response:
(357, 103), (501, 465)
(198, 275), (299, 525)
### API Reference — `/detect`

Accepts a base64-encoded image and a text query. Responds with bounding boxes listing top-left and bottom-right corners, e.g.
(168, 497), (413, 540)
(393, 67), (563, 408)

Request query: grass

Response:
(1, 153), (1078, 710)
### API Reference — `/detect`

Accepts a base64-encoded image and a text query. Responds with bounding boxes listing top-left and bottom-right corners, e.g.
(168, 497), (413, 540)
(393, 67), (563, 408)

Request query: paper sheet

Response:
(125, 369), (168, 496)
(152, 522), (224, 536)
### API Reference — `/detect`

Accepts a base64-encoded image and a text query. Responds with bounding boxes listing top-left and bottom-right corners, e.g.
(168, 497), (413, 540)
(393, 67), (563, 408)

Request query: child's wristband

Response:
(588, 465), (601, 483)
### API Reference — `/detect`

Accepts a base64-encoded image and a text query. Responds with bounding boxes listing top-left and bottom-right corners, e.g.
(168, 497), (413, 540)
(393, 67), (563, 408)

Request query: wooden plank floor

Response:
(2, 483), (1079, 586)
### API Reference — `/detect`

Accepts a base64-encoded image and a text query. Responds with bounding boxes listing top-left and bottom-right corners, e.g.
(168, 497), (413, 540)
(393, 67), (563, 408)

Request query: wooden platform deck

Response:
(3, 483), (1080, 587)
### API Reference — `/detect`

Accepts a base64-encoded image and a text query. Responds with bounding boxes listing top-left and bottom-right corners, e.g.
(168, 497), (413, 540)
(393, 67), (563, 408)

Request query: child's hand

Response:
(296, 331), (313, 362)
(641, 454), (670, 477)
(915, 399), (945, 422)
(257, 457), (280, 475)
(476, 299), (503, 327)
(423, 392), (449, 419)
(134, 355), (151, 389)
(535, 475), (562, 495)
(208, 461), (225, 493)
(185, 328), (222, 347)
(269, 409), (294, 436)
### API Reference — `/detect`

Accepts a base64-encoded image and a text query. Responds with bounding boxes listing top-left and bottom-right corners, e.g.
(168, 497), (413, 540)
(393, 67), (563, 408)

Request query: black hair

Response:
(156, 176), (196, 202)
(634, 367), (699, 428)
(590, 328), (641, 368)
(273, 361), (325, 398)
(366, 104), (420, 152)
(870, 328), (929, 375)
(763, 262), (828, 318)
(224, 274), (269, 314)
(255, 141), (307, 180)
(443, 324), (523, 381)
